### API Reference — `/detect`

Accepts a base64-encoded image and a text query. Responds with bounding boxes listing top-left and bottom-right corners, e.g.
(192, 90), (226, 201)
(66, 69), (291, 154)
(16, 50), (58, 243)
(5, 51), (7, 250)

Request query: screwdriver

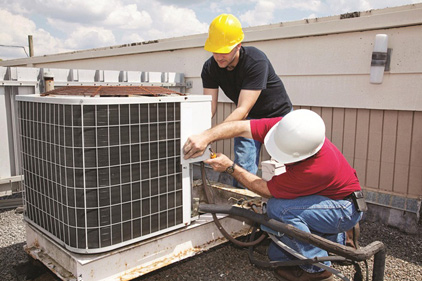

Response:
(209, 147), (217, 159)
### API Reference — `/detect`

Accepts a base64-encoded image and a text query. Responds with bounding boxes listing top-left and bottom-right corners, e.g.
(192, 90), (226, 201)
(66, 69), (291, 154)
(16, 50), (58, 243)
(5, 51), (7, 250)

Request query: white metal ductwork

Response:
(16, 88), (211, 254)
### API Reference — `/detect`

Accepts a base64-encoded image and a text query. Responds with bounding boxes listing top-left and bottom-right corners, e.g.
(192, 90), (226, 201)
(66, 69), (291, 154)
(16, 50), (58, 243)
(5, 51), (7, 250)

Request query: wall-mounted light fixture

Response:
(370, 34), (391, 84)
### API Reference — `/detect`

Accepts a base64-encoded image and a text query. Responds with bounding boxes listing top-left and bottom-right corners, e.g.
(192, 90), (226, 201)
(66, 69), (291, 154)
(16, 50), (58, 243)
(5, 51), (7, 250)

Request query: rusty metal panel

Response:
(409, 111), (422, 197)
(42, 85), (183, 97)
(379, 111), (398, 192)
(25, 213), (253, 281)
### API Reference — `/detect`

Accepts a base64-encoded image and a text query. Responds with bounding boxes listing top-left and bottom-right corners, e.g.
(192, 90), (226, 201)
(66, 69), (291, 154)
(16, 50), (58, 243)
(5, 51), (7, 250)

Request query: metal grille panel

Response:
(19, 99), (185, 253)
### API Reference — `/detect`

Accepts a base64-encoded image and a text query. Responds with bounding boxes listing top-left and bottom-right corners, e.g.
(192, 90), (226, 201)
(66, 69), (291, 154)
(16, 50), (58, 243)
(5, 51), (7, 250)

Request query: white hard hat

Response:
(264, 109), (326, 164)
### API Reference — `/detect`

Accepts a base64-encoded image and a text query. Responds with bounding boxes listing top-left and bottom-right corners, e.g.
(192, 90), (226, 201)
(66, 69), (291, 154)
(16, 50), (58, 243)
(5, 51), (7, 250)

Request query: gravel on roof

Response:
(1, 208), (421, 281)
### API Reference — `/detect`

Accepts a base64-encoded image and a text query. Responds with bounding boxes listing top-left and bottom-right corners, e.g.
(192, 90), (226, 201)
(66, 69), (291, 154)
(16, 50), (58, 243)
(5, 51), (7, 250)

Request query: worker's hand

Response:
(204, 153), (232, 173)
(183, 134), (208, 159)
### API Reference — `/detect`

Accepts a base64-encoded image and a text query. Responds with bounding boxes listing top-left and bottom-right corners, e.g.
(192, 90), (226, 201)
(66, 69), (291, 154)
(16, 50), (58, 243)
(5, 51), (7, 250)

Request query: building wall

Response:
(1, 4), (421, 228)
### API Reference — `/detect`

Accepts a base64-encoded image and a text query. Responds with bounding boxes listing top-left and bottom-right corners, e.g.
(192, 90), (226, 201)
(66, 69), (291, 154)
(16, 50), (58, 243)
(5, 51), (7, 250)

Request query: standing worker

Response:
(202, 14), (292, 187)
(183, 109), (365, 281)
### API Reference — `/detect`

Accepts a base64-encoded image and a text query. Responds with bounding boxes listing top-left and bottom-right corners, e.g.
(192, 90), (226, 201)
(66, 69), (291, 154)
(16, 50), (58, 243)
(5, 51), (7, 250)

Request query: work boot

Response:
(274, 266), (334, 281)
(345, 222), (360, 249)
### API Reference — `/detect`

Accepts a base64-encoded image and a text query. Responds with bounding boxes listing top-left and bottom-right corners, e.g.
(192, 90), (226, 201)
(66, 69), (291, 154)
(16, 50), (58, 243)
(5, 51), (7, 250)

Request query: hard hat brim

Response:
(204, 36), (243, 54)
(264, 121), (325, 164)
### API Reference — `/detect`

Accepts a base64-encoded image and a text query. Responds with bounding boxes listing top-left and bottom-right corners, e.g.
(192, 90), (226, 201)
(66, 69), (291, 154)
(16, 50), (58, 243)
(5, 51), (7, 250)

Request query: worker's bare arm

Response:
(183, 120), (252, 159)
(204, 153), (271, 198)
(204, 88), (218, 118)
(223, 89), (261, 122)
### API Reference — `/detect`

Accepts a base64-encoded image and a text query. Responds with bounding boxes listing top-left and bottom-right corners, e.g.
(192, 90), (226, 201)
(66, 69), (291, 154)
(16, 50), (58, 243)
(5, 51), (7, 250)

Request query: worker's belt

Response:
(344, 190), (368, 212)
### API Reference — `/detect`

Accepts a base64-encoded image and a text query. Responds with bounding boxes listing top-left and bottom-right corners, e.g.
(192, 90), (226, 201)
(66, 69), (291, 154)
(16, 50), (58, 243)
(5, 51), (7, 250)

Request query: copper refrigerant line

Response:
(200, 162), (267, 247)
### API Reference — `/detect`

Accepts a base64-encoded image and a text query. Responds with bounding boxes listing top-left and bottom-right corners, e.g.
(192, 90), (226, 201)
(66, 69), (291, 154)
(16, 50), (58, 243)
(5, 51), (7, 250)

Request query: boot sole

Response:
(274, 270), (334, 281)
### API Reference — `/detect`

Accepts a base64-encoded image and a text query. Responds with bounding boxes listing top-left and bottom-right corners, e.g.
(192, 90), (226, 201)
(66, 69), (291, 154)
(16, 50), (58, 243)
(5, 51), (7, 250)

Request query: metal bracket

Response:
(186, 80), (193, 89)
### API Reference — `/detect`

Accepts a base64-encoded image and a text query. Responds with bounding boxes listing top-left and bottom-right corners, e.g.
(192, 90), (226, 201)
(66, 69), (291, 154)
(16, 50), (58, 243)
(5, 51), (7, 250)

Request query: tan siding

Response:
(409, 111), (422, 196)
(366, 110), (383, 189)
(321, 108), (333, 140)
(211, 112), (217, 154)
(393, 111), (413, 195)
(354, 109), (370, 184)
(261, 145), (271, 162)
(214, 103), (225, 156)
(331, 108), (345, 152)
(379, 111), (398, 192)
(223, 103), (232, 157)
(311, 107), (322, 116)
(230, 103), (236, 159)
(213, 104), (421, 199)
(343, 109), (357, 166)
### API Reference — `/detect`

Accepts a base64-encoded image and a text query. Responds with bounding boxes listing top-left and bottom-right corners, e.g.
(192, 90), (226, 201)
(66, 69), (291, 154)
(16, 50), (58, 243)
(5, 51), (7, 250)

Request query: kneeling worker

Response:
(183, 109), (366, 281)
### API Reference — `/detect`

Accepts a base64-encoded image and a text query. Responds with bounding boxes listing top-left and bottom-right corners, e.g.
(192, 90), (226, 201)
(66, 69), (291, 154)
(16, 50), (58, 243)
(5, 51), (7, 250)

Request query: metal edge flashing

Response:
(1, 4), (421, 67)
(15, 94), (210, 104)
(244, 5), (422, 42)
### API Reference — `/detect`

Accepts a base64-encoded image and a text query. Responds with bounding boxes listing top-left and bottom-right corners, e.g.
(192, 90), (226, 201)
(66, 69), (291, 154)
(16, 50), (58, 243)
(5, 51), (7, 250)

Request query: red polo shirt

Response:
(250, 117), (361, 200)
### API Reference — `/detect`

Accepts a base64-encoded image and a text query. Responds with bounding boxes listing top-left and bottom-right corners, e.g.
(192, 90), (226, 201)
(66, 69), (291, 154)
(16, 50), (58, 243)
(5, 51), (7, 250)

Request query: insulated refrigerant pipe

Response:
(200, 163), (267, 247)
(199, 203), (386, 281)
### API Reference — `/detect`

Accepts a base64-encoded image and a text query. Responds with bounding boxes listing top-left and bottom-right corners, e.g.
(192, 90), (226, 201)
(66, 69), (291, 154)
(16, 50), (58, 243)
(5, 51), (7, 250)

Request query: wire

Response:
(200, 162), (267, 247)
(0, 44), (29, 57)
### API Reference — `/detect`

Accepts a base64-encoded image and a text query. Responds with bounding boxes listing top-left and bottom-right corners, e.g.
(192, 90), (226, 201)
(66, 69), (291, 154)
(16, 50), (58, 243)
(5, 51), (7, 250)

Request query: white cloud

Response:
(105, 4), (152, 30)
(142, 4), (208, 39)
(1, 0), (421, 60)
(291, 0), (323, 12)
(240, 0), (276, 26)
(159, 5), (208, 37)
(0, 9), (35, 44)
(0, 9), (70, 59)
(120, 32), (145, 44)
(64, 26), (116, 49)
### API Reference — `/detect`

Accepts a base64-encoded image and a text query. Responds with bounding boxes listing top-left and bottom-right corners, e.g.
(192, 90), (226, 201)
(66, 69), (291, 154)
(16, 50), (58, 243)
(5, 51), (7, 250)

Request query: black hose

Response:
(200, 162), (267, 247)
(199, 203), (386, 263)
(247, 226), (349, 269)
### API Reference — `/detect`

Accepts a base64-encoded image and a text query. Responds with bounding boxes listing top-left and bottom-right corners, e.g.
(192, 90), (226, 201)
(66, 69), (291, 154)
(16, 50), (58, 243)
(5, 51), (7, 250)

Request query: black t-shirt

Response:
(201, 46), (292, 119)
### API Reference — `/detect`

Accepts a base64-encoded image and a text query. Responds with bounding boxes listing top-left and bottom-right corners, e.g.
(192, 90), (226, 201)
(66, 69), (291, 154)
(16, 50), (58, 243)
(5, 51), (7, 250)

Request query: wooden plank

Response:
(0, 197), (23, 209)
(366, 110), (383, 189)
(231, 103), (237, 160)
(393, 111), (413, 195)
(354, 109), (370, 179)
(223, 103), (232, 158)
(379, 111), (398, 192)
(331, 108), (344, 152)
(321, 108), (333, 140)
(343, 109), (357, 166)
(215, 103), (225, 154)
(408, 111), (422, 196)
(261, 145), (271, 163)
(311, 107), (322, 116)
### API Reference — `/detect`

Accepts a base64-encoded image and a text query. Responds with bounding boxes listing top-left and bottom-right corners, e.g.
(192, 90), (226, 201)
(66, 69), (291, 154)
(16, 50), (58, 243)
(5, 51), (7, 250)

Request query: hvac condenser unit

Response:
(17, 86), (211, 254)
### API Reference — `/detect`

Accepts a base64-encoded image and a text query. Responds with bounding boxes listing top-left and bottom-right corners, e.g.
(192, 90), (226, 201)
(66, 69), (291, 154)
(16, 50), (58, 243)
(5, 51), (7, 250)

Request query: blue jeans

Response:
(266, 195), (363, 273)
(233, 136), (261, 187)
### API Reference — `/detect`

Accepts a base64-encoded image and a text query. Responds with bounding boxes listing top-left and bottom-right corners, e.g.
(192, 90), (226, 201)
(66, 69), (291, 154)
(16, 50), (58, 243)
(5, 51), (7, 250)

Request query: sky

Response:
(0, 0), (421, 61)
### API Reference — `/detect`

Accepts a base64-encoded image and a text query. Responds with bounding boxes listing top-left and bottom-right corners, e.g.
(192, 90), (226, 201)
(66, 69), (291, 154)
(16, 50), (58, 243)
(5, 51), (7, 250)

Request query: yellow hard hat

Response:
(204, 14), (244, 54)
